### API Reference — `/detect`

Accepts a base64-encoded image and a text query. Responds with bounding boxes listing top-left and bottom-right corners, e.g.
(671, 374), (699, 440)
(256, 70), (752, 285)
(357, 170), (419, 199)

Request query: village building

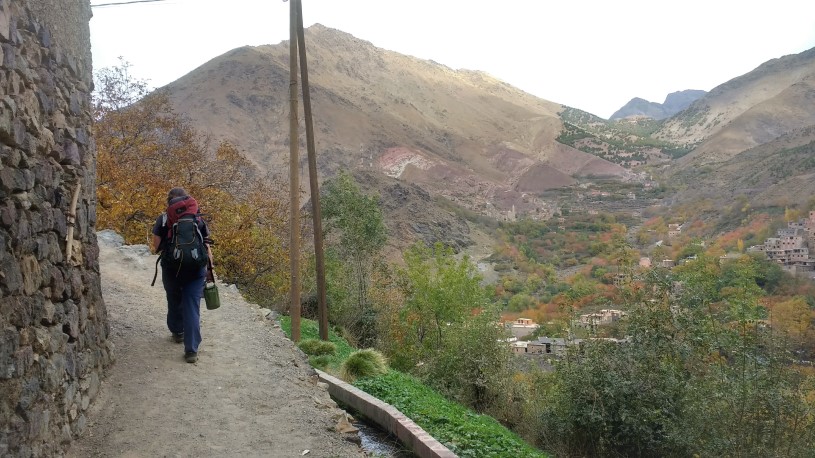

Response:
(526, 337), (571, 357)
(512, 336), (630, 358)
(660, 259), (676, 268)
(667, 223), (683, 239)
(508, 317), (539, 338)
(578, 309), (628, 327)
(749, 211), (815, 275)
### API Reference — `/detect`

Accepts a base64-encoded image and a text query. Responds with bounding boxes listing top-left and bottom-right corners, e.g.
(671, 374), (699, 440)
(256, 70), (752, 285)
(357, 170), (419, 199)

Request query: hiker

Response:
(151, 187), (214, 363)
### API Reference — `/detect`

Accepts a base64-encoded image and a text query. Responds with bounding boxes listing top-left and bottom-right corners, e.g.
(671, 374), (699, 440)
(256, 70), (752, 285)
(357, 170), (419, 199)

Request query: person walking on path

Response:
(151, 187), (214, 363)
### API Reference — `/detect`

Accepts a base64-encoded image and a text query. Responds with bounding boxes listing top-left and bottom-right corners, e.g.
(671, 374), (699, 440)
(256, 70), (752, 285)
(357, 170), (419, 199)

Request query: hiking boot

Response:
(172, 332), (184, 343)
(184, 351), (198, 363)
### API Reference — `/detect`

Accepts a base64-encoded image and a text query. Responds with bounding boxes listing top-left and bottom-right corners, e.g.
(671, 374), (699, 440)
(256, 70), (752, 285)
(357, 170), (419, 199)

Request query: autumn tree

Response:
(771, 296), (814, 353)
(93, 61), (294, 306)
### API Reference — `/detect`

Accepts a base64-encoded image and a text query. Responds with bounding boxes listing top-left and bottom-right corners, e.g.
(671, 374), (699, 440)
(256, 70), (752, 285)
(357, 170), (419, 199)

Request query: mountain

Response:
(162, 24), (634, 224)
(609, 90), (706, 120)
(158, 24), (815, 249)
(657, 47), (815, 165)
(658, 47), (815, 208)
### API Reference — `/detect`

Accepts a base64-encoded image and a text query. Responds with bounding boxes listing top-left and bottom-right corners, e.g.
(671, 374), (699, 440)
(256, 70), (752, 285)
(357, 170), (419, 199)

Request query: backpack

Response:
(166, 195), (208, 271)
(157, 195), (208, 274)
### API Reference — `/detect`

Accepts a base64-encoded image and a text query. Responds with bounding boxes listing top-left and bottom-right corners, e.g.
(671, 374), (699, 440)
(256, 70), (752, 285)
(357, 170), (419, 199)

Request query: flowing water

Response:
(354, 418), (415, 457)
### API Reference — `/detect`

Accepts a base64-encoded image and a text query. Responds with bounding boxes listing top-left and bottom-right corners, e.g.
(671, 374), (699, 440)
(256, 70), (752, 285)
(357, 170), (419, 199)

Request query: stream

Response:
(353, 417), (415, 457)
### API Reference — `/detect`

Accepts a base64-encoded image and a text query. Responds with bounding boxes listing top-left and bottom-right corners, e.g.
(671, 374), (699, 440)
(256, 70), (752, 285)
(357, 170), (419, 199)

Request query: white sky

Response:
(90, 0), (815, 119)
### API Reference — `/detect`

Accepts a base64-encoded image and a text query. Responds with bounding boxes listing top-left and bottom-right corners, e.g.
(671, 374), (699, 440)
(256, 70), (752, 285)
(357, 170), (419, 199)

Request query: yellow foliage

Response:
(93, 63), (299, 306)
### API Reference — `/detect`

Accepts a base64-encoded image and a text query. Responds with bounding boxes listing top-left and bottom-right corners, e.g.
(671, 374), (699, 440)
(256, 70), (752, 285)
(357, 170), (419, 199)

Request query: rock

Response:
(32, 327), (50, 353)
(0, 326), (20, 379)
(96, 229), (124, 248)
(0, 167), (34, 192)
(21, 255), (42, 295)
(0, 1), (10, 41)
(335, 413), (359, 434)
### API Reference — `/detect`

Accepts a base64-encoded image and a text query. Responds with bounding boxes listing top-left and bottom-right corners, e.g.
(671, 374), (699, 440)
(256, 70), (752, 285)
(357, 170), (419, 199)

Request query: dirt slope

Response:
(67, 231), (365, 458)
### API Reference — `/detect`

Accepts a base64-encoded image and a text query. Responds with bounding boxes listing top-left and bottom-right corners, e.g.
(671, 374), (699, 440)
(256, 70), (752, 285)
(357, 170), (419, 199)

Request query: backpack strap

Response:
(152, 213), (169, 287)
(151, 253), (162, 286)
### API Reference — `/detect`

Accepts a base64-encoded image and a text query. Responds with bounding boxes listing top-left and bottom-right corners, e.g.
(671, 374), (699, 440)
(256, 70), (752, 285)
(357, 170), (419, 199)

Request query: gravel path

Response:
(67, 232), (365, 458)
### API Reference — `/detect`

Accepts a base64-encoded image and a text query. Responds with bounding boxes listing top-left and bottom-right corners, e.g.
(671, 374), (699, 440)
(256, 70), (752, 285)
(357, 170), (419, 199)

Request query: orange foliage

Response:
(94, 63), (295, 305)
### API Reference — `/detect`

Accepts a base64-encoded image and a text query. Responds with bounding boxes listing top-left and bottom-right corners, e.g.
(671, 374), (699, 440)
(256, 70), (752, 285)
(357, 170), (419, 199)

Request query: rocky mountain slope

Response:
(161, 24), (634, 221)
(609, 90), (706, 120)
(156, 24), (815, 246)
(658, 47), (815, 207)
(657, 47), (815, 165)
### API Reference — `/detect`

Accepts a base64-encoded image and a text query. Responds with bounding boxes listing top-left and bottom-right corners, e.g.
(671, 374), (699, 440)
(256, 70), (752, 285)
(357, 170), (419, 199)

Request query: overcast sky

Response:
(90, 0), (815, 119)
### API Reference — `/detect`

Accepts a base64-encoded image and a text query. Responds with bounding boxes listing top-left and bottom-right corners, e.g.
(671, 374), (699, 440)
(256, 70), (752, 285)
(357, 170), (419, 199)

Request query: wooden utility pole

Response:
(295, 0), (329, 341)
(288, 0), (301, 342)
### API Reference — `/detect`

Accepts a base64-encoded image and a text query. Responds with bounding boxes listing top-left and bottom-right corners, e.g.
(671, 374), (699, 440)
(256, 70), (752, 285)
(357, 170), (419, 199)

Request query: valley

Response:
(93, 25), (815, 457)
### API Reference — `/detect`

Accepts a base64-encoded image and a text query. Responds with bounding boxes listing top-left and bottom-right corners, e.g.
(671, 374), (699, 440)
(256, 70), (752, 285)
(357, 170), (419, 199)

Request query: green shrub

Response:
(340, 349), (388, 381)
(280, 316), (355, 372)
(308, 355), (331, 370)
(298, 338), (337, 356)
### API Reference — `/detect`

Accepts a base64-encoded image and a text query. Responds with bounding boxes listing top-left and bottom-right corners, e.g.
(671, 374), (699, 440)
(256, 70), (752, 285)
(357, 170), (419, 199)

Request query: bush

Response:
(280, 316), (355, 373)
(297, 338), (337, 356)
(308, 355), (332, 370)
(340, 349), (389, 381)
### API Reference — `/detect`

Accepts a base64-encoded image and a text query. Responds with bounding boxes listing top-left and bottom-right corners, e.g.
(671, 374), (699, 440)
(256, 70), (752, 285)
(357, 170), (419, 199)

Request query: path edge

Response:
(315, 370), (458, 458)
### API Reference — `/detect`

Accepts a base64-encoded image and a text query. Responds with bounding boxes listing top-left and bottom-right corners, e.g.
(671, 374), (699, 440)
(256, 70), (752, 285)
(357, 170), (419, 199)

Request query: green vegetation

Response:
(556, 107), (692, 164)
(535, 258), (815, 457)
(340, 349), (389, 381)
(354, 372), (547, 458)
(321, 171), (388, 348)
(493, 214), (624, 269)
(676, 104), (710, 129)
(768, 141), (815, 180)
(280, 316), (354, 370)
(297, 338), (337, 356)
(281, 317), (544, 457)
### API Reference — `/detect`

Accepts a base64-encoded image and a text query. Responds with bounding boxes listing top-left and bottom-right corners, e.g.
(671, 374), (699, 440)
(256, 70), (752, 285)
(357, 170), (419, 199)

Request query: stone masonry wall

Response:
(0, 0), (112, 456)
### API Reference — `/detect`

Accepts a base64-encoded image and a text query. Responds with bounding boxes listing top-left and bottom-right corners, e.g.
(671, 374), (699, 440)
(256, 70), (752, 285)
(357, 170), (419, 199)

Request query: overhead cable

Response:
(91, 0), (170, 8)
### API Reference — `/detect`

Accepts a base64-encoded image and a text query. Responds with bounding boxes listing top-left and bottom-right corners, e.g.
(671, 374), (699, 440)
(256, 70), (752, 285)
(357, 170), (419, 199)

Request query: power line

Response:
(91, 0), (169, 8)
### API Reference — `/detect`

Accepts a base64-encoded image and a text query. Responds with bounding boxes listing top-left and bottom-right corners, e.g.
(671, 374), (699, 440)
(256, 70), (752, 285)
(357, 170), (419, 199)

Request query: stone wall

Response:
(0, 0), (112, 456)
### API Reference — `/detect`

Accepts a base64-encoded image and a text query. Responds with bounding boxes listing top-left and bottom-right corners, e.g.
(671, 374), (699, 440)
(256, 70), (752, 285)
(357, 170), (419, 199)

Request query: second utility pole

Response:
(295, 0), (329, 341)
(288, 0), (328, 342)
(288, 0), (301, 342)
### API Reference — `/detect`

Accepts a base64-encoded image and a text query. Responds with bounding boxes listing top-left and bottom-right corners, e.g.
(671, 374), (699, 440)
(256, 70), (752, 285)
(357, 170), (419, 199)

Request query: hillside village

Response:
(748, 211), (815, 277)
(502, 212), (815, 361)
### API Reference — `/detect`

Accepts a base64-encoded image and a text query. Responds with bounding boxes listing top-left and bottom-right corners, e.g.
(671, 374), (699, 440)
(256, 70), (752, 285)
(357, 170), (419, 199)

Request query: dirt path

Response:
(68, 231), (365, 458)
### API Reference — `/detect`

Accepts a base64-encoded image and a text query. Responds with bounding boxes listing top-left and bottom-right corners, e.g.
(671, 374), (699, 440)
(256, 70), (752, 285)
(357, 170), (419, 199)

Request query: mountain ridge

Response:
(158, 24), (815, 243)
(609, 89), (706, 120)
(163, 24), (634, 222)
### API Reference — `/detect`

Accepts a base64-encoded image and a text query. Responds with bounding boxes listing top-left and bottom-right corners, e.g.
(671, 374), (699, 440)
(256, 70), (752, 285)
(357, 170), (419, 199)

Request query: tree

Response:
(93, 61), (293, 306)
(772, 296), (813, 352)
(785, 206), (802, 223)
(384, 242), (487, 366)
(382, 241), (512, 411)
(320, 171), (387, 345)
(535, 264), (815, 457)
(507, 293), (537, 312)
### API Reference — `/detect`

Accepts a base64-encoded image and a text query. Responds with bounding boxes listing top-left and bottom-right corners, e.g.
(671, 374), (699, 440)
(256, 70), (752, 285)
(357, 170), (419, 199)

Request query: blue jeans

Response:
(162, 267), (206, 353)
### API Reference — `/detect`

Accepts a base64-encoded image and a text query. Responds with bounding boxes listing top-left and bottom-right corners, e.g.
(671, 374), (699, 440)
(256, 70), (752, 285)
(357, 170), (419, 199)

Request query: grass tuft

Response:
(340, 349), (389, 381)
(298, 338), (337, 356)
